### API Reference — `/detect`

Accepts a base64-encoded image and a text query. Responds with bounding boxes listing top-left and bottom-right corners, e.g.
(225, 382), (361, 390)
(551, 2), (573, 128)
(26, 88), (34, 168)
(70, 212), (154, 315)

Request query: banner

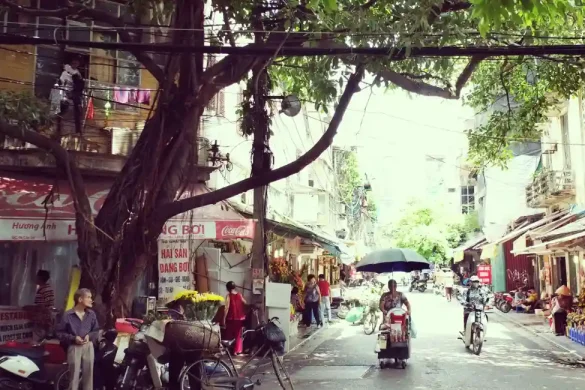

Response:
(477, 264), (492, 285)
(158, 240), (193, 304)
(0, 308), (33, 343)
(1, 218), (255, 241)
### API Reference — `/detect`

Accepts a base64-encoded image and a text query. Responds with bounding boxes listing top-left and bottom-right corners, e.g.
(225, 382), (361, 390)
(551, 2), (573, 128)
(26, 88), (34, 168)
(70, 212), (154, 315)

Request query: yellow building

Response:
(0, 0), (159, 154)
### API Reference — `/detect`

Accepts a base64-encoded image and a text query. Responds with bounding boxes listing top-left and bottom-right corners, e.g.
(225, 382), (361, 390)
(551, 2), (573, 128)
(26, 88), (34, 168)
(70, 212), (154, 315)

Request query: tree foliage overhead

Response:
(0, 0), (582, 319)
(384, 203), (479, 264)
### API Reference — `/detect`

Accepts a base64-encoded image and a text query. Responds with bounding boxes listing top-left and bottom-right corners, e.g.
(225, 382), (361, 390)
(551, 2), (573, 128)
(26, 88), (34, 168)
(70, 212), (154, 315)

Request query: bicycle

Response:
(362, 306), (380, 335)
(178, 316), (295, 390)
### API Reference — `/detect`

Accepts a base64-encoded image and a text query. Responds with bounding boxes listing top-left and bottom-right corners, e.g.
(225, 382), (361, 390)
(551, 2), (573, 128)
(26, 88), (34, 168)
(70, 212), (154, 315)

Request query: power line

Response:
(3, 33), (585, 58)
(8, 21), (585, 42)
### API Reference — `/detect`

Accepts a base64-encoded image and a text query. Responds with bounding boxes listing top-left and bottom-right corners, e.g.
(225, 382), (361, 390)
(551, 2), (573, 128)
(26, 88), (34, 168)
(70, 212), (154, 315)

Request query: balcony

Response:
(0, 131), (215, 182)
(526, 170), (575, 208)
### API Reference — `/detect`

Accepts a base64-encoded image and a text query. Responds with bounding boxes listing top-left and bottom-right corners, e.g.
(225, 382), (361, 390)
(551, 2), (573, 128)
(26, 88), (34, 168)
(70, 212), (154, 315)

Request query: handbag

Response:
(264, 322), (286, 343)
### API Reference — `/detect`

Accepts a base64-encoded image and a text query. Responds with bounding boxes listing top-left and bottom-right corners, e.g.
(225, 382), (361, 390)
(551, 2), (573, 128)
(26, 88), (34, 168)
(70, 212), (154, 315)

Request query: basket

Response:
(162, 320), (221, 353)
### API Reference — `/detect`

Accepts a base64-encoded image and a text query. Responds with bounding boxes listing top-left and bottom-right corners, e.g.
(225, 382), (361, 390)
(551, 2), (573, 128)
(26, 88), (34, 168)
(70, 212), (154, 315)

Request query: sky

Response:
(333, 86), (474, 224)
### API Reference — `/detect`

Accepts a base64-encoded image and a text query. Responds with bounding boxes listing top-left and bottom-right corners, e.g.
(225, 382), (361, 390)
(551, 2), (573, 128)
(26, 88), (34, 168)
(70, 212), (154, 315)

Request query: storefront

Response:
(0, 174), (256, 340)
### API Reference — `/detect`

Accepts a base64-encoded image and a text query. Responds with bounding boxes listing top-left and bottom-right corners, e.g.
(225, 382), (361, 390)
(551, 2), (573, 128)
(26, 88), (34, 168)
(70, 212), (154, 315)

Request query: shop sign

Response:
(477, 264), (492, 285)
(159, 220), (255, 240)
(157, 240), (192, 304)
(0, 219), (255, 241)
(0, 219), (76, 241)
(0, 308), (33, 343)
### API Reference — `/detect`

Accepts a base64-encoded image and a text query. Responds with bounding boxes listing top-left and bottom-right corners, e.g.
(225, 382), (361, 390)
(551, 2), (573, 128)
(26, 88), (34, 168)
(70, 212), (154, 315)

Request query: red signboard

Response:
(477, 264), (492, 285)
(1, 176), (255, 241)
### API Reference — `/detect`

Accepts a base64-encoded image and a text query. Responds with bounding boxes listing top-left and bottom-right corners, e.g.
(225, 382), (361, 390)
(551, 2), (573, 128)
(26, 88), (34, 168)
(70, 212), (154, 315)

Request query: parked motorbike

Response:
(94, 329), (119, 390)
(409, 280), (427, 293)
(331, 297), (344, 310)
(115, 319), (171, 390)
(337, 298), (362, 319)
(494, 292), (513, 313)
(0, 342), (69, 390)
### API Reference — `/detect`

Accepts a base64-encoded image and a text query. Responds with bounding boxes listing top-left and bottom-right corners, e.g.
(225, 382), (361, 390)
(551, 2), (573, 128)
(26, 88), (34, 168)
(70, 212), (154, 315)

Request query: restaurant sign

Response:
(0, 308), (33, 344)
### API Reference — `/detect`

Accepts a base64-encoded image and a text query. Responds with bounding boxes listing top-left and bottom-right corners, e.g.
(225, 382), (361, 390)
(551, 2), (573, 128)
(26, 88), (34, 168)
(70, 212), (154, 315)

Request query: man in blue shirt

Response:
(56, 288), (100, 390)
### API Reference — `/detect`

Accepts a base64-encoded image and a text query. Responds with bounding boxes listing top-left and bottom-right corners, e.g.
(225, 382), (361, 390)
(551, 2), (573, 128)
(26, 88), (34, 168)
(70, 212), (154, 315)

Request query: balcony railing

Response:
(526, 170), (575, 208)
(0, 132), (213, 180)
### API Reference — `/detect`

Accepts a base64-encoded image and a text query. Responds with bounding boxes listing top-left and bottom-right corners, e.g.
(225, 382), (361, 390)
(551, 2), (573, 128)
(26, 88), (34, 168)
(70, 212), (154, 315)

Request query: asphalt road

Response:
(256, 287), (585, 390)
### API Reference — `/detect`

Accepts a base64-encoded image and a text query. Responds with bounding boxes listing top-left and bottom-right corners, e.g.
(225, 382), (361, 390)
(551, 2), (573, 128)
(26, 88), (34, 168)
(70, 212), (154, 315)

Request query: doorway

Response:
(556, 256), (567, 288)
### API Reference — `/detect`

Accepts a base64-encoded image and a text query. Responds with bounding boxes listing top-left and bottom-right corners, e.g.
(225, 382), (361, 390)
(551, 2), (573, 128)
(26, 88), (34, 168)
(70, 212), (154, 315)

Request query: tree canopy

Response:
(384, 203), (479, 264)
(0, 0), (583, 317)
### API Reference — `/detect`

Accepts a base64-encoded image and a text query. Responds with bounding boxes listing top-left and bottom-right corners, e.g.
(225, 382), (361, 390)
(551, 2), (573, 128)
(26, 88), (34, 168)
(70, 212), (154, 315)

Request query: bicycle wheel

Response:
(179, 358), (235, 390)
(54, 367), (79, 390)
(270, 350), (295, 390)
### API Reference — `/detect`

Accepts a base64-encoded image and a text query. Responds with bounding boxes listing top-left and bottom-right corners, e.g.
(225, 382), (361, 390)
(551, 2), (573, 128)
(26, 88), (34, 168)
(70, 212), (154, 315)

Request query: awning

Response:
(513, 211), (582, 253)
(453, 235), (486, 263)
(493, 210), (567, 245)
(0, 175), (254, 241)
(514, 230), (585, 255)
(480, 243), (498, 260)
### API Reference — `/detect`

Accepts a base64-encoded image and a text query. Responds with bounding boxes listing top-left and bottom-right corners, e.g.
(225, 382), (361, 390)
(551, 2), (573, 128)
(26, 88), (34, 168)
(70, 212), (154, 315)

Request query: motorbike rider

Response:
(379, 279), (411, 319)
(462, 275), (486, 331)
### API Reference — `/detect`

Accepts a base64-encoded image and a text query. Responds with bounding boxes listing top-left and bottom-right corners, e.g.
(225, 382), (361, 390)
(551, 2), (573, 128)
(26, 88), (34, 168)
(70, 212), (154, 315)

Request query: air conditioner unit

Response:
(542, 142), (558, 154)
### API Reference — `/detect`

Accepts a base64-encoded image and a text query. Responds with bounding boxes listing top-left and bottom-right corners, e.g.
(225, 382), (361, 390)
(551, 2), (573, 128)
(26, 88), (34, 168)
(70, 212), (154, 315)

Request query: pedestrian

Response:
(56, 288), (99, 390)
(303, 274), (323, 327)
(223, 281), (247, 355)
(444, 274), (454, 302)
(31, 269), (55, 341)
(318, 274), (332, 324)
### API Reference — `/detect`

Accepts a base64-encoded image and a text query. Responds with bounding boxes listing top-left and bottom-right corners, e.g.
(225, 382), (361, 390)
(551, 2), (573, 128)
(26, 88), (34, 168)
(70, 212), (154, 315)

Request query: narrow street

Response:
(260, 289), (585, 389)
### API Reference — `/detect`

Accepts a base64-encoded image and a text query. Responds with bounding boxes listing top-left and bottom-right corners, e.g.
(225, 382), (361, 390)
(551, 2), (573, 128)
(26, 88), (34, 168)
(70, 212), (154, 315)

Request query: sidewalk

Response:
(494, 309), (585, 360)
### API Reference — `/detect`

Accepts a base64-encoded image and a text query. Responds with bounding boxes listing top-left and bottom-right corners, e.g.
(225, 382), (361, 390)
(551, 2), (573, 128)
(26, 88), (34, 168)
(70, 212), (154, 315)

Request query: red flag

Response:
(86, 97), (95, 120)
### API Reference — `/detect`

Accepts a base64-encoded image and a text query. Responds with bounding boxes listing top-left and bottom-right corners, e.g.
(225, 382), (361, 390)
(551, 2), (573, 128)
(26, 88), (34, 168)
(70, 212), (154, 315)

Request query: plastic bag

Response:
(345, 307), (365, 323)
(264, 322), (286, 343)
(409, 317), (417, 339)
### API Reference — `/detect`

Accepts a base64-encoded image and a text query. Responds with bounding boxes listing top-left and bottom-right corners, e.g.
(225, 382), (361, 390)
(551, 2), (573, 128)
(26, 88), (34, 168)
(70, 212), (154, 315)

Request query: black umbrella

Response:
(355, 248), (431, 273)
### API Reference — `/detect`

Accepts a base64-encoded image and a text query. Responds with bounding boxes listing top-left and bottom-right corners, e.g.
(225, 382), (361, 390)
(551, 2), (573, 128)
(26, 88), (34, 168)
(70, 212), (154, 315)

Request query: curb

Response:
(287, 324), (326, 354)
(493, 310), (584, 360)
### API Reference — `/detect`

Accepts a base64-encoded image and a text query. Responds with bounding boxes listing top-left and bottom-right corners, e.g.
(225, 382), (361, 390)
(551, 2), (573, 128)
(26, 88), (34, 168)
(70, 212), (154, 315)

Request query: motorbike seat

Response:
(221, 339), (236, 348)
(0, 345), (48, 360)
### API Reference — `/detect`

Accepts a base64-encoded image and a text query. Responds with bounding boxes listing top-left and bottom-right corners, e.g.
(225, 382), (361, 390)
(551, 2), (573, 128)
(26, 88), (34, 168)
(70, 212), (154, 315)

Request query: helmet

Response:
(470, 276), (480, 283)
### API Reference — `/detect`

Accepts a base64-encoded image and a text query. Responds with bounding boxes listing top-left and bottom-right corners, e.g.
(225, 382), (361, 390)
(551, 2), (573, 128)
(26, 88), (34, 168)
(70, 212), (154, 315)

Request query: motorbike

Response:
(433, 283), (444, 296)
(331, 297), (344, 310)
(493, 292), (513, 313)
(0, 343), (69, 390)
(458, 300), (489, 356)
(408, 279), (427, 293)
(337, 298), (362, 319)
(0, 329), (118, 390)
(115, 319), (173, 390)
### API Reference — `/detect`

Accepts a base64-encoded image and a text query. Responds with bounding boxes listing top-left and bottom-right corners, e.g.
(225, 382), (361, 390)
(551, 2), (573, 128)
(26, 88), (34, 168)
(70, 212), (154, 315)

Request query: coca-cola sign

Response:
(216, 220), (255, 240)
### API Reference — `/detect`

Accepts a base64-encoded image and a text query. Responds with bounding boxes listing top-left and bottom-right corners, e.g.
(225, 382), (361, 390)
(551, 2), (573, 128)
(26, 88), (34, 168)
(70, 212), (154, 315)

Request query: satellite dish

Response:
(280, 95), (301, 117)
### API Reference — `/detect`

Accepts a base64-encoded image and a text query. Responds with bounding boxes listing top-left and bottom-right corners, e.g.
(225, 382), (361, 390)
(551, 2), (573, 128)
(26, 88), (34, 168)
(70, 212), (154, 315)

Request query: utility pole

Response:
(250, 65), (271, 321)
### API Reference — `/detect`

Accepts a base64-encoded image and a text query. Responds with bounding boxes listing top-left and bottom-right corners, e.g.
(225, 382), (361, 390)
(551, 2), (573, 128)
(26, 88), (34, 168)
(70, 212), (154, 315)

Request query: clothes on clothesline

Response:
(112, 87), (151, 105)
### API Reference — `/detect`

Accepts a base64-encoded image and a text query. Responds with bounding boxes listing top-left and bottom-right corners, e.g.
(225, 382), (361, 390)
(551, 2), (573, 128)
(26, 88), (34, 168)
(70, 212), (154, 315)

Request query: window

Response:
(1, 1), (35, 35)
(461, 186), (475, 214)
(31, 0), (142, 111)
(561, 113), (571, 169)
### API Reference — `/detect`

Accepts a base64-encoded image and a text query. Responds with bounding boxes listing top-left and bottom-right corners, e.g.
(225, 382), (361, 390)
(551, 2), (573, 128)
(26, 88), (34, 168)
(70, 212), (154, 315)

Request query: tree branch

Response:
(0, 120), (102, 283)
(154, 64), (366, 223)
(0, 0), (164, 83)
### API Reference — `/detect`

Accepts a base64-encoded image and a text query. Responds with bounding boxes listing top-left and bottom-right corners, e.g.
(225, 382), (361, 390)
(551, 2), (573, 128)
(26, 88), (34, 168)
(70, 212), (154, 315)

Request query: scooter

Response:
(494, 292), (513, 313)
(0, 343), (70, 390)
(458, 301), (488, 356)
(409, 280), (427, 293)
